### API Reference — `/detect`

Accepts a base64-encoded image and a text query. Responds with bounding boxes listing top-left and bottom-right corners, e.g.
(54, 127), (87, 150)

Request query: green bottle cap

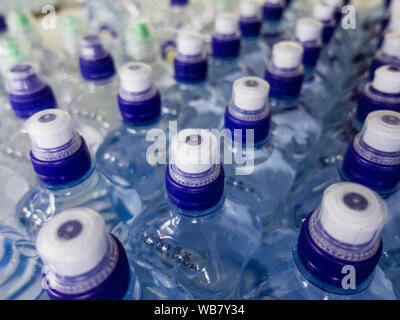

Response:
(0, 36), (27, 70)
(8, 11), (33, 35)
(128, 21), (152, 42)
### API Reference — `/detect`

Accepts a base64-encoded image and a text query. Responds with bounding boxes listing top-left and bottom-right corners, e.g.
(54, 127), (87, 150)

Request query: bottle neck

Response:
(224, 102), (271, 145)
(166, 164), (225, 215)
(174, 53), (208, 84)
(212, 34), (240, 59)
(31, 134), (93, 188)
(265, 63), (304, 110)
(355, 83), (400, 126)
(118, 86), (161, 125)
(340, 134), (400, 196)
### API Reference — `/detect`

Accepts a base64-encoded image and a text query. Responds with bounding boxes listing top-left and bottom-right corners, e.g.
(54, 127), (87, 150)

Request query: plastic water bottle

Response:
(0, 224), (43, 299)
(124, 129), (262, 299)
(6, 11), (62, 77)
(369, 32), (400, 80)
(261, 0), (286, 47)
(124, 19), (174, 92)
(223, 77), (295, 229)
(0, 36), (29, 78)
(164, 32), (225, 130)
(239, 182), (396, 300)
(54, 16), (86, 106)
(296, 18), (337, 121)
(208, 13), (250, 101)
(239, 0), (270, 78)
(36, 207), (193, 300)
(153, 0), (208, 48)
(0, 63), (58, 184)
(96, 62), (177, 213)
(69, 35), (120, 150)
(14, 109), (138, 235)
(319, 66), (400, 161)
(265, 41), (322, 173)
(312, 3), (348, 90)
(287, 109), (400, 275)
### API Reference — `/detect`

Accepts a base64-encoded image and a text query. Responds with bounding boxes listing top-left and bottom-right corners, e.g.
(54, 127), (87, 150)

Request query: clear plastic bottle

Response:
(295, 17), (335, 121)
(239, 182), (396, 300)
(261, 0), (286, 47)
(239, 0), (270, 78)
(265, 41), (322, 173)
(14, 109), (139, 236)
(124, 19), (174, 92)
(96, 62), (178, 215)
(287, 111), (400, 284)
(164, 32), (226, 130)
(69, 35), (120, 152)
(208, 13), (251, 101)
(123, 129), (263, 299)
(223, 77), (295, 229)
(36, 207), (193, 300)
(6, 10), (62, 77)
(0, 63), (58, 184)
(320, 65), (400, 161)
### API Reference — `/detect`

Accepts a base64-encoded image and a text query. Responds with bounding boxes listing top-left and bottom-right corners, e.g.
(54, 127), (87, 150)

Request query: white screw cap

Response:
(382, 32), (400, 58)
(272, 41), (304, 69)
(170, 129), (219, 174)
(215, 12), (239, 35)
(26, 109), (74, 149)
(177, 31), (205, 56)
(313, 3), (335, 21)
(296, 18), (323, 42)
(361, 110), (400, 153)
(36, 207), (110, 277)
(240, 0), (262, 19)
(372, 65), (400, 94)
(120, 62), (153, 93)
(233, 77), (269, 111)
(319, 182), (387, 246)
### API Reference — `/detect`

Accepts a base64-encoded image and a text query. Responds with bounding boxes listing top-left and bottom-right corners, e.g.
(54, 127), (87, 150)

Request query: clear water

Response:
(69, 77), (120, 153)
(0, 109), (37, 184)
(0, 224), (44, 300)
(379, 191), (400, 275)
(15, 168), (140, 236)
(95, 120), (170, 216)
(224, 141), (295, 230)
(164, 82), (225, 130)
(301, 71), (341, 121)
(208, 58), (251, 101)
(0, 161), (30, 224)
(270, 100), (322, 174)
(120, 197), (262, 299)
(283, 162), (342, 229)
(238, 228), (397, 300)
(123, 252), (193, 300)
(240, 38), (270, 79)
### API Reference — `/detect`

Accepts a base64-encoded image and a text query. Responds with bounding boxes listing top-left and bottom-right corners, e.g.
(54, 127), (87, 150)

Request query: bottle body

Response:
(125, 197), (262, 299)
